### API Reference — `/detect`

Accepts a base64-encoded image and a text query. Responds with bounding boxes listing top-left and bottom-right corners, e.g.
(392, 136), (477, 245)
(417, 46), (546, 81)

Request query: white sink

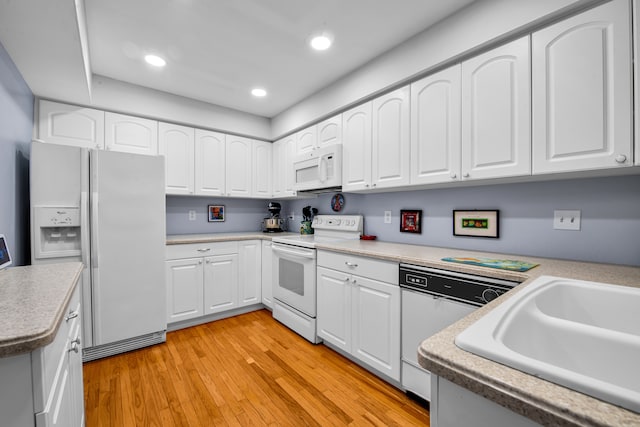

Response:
(455, 275), (640, 413)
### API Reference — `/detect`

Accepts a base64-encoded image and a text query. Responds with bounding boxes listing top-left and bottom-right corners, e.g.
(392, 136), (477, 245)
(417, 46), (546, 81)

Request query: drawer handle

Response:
(197, 248), (211, 252)
(69, 337), (81, 353)
(65, 311), (79, 322)
(345, 262), (358, 268)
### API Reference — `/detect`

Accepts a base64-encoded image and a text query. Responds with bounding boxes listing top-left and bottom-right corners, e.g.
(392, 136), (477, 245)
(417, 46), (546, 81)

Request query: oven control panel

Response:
(312, 215), (363, 232)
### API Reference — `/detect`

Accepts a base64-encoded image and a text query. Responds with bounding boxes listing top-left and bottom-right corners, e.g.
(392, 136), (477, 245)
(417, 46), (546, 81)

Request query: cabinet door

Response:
(282, 136), (298, 196)
(166, 258), (204, 323)
(532, 0), (632, 173)
(352, 275), (400, 381)
(203, 254), (238, 314)
(252, 140), (272, 198)
(68, 319), (84, 427)
(158, 123), (195, 195)
(317, 114), (342, 147)
(272, 139), (285, 198)
(238, 240), (262, 306)
(342, 103), (372, 191)
(104, 112), (158, 155)
(195, 129), (226, 196)
(316, 267), (352, 353)
(225, 136), (252, 197)
(295, 126), (317, 154)
(372, 86), (411, 189)
(411, 65), (462, 185)
(462, 36), (531, 180)
(261, 241), (273, 309)
(38, 100), (105, 149)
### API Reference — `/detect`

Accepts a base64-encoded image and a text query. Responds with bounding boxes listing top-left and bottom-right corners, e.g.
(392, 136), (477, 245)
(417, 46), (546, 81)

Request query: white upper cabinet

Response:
(252, 140), (272, 198)
(411, 66), (462, 185)
(532, 0), (632, 173)
(295, 126), (317, 155)
(272, 135), (297, 198)
(225, 135), (253, 197)
(317, 114), (342, 148)
(461, 36), (531, 180)
(38, 100), (105, 149)
(342, 102), (372, 191)
(195, 129), (226, 196)
(159, 122), (195, 195)
(372, 86), (411, 189)
(104, 112), (158, 155)
(295, 114), (342, 156)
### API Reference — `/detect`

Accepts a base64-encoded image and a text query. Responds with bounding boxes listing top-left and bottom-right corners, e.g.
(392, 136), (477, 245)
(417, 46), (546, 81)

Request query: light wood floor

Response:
(83, 309), (429, 426)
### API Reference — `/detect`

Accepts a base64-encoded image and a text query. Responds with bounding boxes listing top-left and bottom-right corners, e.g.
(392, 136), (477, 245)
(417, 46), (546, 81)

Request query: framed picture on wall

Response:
(208, 205), (225, 222)
(400, 210), (422, 233)
(453, 210), (499, 238)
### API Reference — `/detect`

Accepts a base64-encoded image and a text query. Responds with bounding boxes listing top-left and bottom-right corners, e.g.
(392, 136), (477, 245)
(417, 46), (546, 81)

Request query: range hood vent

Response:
(297, 186), (342, 195)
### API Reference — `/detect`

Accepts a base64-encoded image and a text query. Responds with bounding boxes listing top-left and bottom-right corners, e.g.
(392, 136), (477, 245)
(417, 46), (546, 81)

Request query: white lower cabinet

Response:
(238, 240), (262, 306)
(261, 240), (274, 309)
(204, 253), (239, 314)
(431, 376), (539, 427)
(0, 286), (83, 427)
(317, 251), (400, 382)
(166, 240), (263, 327)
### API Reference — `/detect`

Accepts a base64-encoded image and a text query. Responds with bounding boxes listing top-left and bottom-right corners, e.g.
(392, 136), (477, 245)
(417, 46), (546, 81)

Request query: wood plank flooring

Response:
(83, 309), (429, 426)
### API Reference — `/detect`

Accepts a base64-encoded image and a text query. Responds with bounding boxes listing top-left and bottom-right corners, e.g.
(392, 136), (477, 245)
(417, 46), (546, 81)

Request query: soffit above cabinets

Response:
(0, 0), (475, 118)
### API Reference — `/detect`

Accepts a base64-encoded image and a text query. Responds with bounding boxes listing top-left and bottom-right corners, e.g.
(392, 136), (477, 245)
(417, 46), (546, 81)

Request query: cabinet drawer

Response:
(31, 284), (81, 413)
(318, 250), (398, 284)
(166, 241), (238, 260)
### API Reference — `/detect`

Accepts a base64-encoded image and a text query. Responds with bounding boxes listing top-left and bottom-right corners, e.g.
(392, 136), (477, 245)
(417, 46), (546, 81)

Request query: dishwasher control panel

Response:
(399, 264), (520, 306)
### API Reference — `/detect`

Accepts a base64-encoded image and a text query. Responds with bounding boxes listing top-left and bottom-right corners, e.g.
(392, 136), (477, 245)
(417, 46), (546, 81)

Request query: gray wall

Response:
(166, 196), (271, 235)
(284, 175), (640, 267)
(0, 41), (33, 266)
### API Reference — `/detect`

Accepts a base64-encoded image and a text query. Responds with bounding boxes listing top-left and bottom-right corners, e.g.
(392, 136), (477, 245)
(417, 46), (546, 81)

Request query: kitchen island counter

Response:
(313, 240), (640, 426)
(0, 262), (83, 357)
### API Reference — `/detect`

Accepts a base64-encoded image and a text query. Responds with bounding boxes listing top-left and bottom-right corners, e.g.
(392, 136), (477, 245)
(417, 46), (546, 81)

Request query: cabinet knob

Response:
(205, 259), (211, 264)
(197, 248), (211, 252)
(463, 172), (470, 178)
(615, 154), (627, 164)
(198, 260), (203, 264)
(365, 184), (370, 188)
(65, 310), (79, 322)
(372, 183), (377, 187)
(69, 337), (81, 353)
(450, 173), (457, 179)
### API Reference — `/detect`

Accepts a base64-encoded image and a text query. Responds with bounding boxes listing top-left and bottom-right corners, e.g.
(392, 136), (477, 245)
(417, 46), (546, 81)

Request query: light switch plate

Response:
(554, 210), (580, 230)
(384, 211), (392, 224)
(188, 210), (196, 221)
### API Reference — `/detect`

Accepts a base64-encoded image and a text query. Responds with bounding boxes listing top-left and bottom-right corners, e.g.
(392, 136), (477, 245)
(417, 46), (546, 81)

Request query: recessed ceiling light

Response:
(310, 34), (332, 51)
(144, 54), (166, 67)
(251, 88), (267, 97)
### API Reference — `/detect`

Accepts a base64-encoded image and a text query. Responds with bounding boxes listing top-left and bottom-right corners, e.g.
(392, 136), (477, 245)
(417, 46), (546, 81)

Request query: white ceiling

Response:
(1, 0), (476, 118)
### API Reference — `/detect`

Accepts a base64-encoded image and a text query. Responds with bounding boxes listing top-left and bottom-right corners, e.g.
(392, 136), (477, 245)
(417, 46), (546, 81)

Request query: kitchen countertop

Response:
(166, 231), (298, 245)
(314, 240), (640, 427)
(0, 262), (83, 358)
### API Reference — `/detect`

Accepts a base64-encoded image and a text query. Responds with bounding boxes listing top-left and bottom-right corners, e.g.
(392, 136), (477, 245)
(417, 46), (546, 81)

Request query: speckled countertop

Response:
(0, 262), (83, 358)
(314, 240), (640, 427)
(166, 231), (298, 245)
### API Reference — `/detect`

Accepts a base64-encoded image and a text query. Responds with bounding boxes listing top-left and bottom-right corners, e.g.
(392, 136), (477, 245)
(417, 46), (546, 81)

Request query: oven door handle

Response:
(272, 244), (315, 259)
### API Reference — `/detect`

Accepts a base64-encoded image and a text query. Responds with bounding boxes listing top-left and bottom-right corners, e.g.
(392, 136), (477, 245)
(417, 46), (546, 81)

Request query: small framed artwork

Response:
(400, 210), (422, 234)
(208, 205), (225, 222)
(453, 210), (499, 238)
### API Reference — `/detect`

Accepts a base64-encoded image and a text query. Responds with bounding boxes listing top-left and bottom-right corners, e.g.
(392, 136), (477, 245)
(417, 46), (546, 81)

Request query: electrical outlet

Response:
(188, 210), (196, 221)
(384, 211), (392, 224)
(553, 210), (580, 230)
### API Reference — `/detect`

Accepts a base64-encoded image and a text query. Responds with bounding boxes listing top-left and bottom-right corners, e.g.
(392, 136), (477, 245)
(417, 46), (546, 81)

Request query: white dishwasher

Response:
(400, 264), (520, 402)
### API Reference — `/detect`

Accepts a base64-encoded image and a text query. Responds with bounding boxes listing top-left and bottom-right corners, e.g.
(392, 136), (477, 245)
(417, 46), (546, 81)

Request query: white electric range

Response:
(271, 215), (363, 343)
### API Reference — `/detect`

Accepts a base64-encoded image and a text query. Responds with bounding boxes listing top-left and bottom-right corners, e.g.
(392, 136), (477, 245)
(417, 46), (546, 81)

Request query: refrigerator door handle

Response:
(91, 193), (99, 268)
(81, 191), (90, 267)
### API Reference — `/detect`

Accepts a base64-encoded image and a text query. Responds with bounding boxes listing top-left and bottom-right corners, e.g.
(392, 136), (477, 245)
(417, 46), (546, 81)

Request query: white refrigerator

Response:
(30, 141), (167, 361)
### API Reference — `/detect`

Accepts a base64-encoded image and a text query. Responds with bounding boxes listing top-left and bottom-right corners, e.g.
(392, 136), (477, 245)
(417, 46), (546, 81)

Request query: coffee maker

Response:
(262, 202), (287, 232)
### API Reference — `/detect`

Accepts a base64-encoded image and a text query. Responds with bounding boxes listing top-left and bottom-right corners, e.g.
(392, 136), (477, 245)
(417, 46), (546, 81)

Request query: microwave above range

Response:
(292, 144), (342, 192)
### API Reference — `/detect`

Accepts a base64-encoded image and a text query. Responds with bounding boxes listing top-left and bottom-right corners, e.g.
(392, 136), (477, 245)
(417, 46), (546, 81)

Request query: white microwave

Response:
(293, 144), (342, 191)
